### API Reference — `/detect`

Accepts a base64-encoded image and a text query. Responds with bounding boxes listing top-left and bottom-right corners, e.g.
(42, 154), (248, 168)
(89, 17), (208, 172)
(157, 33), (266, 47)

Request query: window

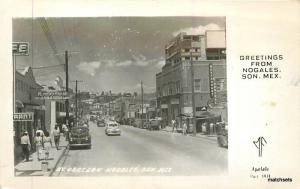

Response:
(206, 48), (226, 60)
(184, 95), (189, 104)
(194, 79), (201, 91)
(196, 106), (207, 111)
(56, 102), (59, 112)
(185, 56), (190, 60)
(192, 36), (199, 41)
(176, 81), (181, 93)
(215, 78), (226, 91)
(184, 48), (189, 52)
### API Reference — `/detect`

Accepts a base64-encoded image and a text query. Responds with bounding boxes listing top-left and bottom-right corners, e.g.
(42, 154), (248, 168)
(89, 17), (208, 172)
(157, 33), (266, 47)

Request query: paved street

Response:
(53, 121), (227, 176)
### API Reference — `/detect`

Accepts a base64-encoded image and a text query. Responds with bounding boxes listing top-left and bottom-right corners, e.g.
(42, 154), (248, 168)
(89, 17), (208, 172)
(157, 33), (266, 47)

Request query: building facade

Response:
(14, 67), (45, 161)
(156, 31), (227, 130)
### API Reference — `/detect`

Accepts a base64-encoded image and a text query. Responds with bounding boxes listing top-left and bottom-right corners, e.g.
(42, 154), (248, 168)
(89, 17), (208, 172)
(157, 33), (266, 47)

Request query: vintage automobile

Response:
(147, 119), (161, 130)
(105, 121), (121, 136)
(97, 119), (105, 127)
(217, 124), (228, 148)
(69, 126), (91, 149)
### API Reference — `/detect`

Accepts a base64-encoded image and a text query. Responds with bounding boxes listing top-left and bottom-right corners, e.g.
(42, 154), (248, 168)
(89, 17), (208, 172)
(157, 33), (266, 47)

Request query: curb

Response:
(48, 145), (68, 176)
(161, 129), (217, 142)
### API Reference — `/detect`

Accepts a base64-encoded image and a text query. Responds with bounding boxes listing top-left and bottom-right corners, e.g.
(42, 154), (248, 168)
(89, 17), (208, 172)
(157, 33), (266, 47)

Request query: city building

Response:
(14, 67), (45, 161)
(42, 85), (74, 132)
(156, 30), (227, 131)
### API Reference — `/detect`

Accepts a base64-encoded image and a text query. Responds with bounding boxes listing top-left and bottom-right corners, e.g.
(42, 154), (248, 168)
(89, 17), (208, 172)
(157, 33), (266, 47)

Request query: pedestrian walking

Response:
(182, 121), (187, 135)
(52, 125), (60, 150)
(171, 119), (176, 132)
(36, 128), (44, 137)
(62, 123), (69, 141)
(43, 131), (52, 160)
(20, 131), (31, 161)
(36, 128), (44, 148)
(34, 132), (43, 160)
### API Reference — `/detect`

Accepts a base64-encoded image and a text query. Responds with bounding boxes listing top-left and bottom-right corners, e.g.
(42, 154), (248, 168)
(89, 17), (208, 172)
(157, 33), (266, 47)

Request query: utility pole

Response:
(75, 80), (78, 126)
(141, 81), (144, 128)
(190, 53), (196, 136)
(109, 90), (112, 116)
(78, 90), (81, 118)
(71, 80), (83, 127)
(65, 50), (69, 126)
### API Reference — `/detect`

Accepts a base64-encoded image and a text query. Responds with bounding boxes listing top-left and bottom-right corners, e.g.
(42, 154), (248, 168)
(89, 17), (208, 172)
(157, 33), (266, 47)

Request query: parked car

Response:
(97, 119), (105, 127)
(147, 119), (161, 130)
(69, 126), (91, 149)
(105, 121), (121, 136)
(125, 118), (135, 126)
(90, 115), (95, 122)
(217, 125), (228, 148)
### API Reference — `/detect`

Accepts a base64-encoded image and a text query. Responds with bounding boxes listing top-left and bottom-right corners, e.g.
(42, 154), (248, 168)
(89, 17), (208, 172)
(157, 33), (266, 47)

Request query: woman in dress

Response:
(34, 132), (43, 160)
(43, 131), (52, 160)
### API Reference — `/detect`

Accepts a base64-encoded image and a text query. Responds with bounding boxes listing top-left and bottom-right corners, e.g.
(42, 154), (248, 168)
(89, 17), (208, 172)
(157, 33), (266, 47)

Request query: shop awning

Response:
(176, 113), (192, 118)
(195, 111), (221, 121)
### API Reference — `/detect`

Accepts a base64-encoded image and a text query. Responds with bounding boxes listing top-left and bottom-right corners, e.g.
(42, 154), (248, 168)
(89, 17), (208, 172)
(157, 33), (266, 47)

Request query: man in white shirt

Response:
(20, 131), (31, 161)
(182, 122), (187, 135)
(62, 123), (69, 141)
(52, 125), (60, 150)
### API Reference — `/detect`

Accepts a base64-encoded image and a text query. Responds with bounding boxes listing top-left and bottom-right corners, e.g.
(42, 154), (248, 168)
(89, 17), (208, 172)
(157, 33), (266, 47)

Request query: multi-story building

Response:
(156, 30), (227, 131)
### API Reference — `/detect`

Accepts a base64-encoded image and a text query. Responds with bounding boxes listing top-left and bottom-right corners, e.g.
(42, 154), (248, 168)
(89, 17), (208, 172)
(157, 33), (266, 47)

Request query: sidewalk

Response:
(15, 135), (68, 176)
(161, 126), (217, 142)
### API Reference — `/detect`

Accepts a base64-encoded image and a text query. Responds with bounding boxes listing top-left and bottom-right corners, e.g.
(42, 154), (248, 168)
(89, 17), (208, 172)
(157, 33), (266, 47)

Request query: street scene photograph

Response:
(12, 17), (228, 176)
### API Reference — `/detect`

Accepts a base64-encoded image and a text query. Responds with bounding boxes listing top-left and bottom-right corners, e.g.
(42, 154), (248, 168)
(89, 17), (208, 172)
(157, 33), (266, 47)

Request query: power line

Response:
(38, 18), (64, 65)
(30, 64), (64, 70)
(16, 64), (64, 70)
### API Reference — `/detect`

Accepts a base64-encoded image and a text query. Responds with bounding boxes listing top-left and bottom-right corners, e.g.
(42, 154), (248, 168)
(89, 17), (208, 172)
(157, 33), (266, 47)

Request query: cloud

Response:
(116, 60), (133, 67)
(132, 54), (149, 66)
(104, 54), (151, 68)
(172, 23), (224, 36)
(76, 61), (101, 76)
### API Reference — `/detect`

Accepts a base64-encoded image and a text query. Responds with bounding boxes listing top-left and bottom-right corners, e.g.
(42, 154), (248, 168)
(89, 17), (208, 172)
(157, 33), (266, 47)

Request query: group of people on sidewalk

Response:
(171, 119), (187, 135)
(20, 123), (69, 162)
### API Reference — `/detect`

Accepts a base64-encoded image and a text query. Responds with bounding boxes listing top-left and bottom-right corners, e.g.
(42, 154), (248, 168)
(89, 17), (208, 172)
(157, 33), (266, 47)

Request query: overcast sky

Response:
(13, 17), (225, 93)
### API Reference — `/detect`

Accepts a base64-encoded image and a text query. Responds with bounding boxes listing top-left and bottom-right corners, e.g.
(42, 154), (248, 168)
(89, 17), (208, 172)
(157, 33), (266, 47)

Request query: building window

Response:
(215, 78), (226, 91)
(184, 95), (188, 104)
(56, 102), (59, 112)
(194, 79), (201, 91)
(185, 56), (190, 60)
(184, 48), (189, 52)
(176, 81), (181, 93)
(206, 48), (226, 60)
(192, 36), (199, 41)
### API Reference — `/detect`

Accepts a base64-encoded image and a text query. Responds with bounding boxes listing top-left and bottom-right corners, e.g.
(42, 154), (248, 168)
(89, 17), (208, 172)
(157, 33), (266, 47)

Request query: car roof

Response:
(71, 126), (89, 130)
(107, 121), (118, 124)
